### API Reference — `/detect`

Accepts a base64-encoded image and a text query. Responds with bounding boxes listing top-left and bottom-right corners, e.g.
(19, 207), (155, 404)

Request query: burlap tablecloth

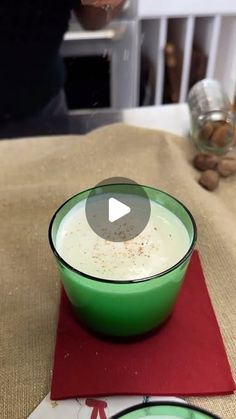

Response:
(0, 124), (235, 418)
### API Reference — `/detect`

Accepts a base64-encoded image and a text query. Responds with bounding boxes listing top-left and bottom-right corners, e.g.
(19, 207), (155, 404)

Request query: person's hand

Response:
(81, 0), (124, 10)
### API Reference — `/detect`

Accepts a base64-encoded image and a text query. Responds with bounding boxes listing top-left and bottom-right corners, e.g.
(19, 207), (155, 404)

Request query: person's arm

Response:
(74, 0), (125, 30)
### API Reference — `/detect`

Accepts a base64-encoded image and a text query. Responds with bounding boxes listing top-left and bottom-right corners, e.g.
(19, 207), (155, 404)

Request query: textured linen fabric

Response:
(0, 124), (235, 418)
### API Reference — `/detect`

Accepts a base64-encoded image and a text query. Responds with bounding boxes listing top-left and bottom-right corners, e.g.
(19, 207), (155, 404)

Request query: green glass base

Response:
(49, 185), (197, 338)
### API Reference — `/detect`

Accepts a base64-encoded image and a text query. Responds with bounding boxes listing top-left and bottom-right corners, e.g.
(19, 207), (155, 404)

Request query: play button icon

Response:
(108, 198), (131, 223)
(85, 177), (151, 242)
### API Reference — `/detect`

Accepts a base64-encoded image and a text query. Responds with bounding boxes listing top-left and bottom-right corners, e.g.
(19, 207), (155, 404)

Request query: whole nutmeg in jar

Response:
(188, 79), (236, 155)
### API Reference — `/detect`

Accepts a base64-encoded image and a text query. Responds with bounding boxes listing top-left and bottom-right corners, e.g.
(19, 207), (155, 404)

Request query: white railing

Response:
(63, 1), (236, 108)
(139, 0), (236, 104)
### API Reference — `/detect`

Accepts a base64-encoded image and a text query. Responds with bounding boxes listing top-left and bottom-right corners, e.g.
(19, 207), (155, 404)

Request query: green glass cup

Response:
(111, 402), (220, 419)
(49, 185), (197, 337)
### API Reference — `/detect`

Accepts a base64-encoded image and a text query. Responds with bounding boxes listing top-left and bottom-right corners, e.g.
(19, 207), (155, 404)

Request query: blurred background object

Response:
(188, 79), (235, 155)
(61, 1), (236, 110)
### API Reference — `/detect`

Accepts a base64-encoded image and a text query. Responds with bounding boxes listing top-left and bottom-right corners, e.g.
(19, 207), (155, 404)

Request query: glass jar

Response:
(188, 79), (235, 155)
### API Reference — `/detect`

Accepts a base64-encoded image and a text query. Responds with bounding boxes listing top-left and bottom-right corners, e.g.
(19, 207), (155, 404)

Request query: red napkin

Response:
(51, 251), (235, 399)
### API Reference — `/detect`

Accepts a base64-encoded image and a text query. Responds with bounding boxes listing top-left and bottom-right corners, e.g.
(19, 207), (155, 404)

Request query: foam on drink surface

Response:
(56, 195), (190, 281)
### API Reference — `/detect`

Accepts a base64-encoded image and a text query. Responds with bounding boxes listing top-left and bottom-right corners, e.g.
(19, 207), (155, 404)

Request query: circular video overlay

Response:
(85, 177), (151, 242)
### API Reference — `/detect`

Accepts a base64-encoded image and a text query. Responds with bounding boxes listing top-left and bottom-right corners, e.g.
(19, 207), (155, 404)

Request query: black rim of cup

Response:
(48, 184), (197, 284)
(110, 401), (220, 419)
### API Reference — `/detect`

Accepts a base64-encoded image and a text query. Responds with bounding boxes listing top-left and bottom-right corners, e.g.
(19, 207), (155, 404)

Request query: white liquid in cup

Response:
(56, 195), (190, 281)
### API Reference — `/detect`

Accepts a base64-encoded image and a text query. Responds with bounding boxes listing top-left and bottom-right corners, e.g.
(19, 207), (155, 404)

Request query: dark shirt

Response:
(0, 0), (74, 120)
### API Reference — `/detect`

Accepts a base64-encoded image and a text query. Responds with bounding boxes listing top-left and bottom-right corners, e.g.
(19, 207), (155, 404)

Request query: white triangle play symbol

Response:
(108, 197), (131, 223)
